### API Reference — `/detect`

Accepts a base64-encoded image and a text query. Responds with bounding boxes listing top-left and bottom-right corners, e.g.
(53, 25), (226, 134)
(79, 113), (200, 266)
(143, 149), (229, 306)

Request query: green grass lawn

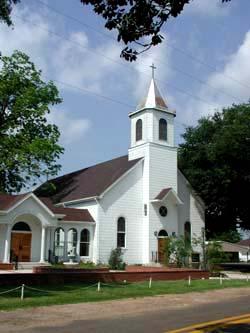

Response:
(0, 279), (249, 311)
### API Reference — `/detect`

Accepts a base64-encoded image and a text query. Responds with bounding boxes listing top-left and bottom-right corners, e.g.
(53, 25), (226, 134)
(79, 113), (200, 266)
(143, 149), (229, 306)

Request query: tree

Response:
(1, 0), (231, 61)
(0, 0), (20, 26)
(80, 0), (231, 61)
(178, 103), (250, 236)
(0, 50), (64, 193)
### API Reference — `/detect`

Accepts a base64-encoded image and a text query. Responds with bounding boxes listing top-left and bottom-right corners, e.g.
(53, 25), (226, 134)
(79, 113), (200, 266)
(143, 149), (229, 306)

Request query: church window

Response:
(184, 221), (191, 246)
(54, 227), (65, 257)
(136, 119), (142, 141)
(159, 206), (168, 217)
(144, 204), (147, 216)
(67, 228), (77, 256)
(12, 222), (31, 231)
(80, 229), (90, 256)
(117, 217), (126, 248)
(158, 229), (168, 237)
(159, 118), (167, 141)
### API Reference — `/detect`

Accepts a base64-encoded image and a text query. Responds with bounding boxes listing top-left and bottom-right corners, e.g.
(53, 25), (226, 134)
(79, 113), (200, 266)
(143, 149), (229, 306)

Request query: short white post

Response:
(220, 274), (223, 285)
(21, 284), (25, 300)
(149, 277), (152, 288)
(188, 275), (191, 286)
(246, 274), (249, 283)
(97, 281), (101, 292)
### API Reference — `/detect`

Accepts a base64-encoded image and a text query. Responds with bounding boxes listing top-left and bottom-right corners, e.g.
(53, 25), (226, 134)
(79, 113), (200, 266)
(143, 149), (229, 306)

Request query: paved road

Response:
(30, 297), (250, 333)
(1, 288), (250, 333)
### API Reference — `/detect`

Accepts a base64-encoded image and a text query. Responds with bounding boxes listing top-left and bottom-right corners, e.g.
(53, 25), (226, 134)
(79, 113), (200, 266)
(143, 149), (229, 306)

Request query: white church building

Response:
(0, 76), (205, 266)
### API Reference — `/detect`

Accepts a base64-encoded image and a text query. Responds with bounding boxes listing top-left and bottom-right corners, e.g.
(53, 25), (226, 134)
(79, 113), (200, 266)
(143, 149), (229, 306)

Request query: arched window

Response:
(184, 221), (191, 245)
(67, 228), (77, 256)
(80, 229), (90, 256)
(159, 118), (167, 141)
(117, 217), (126, 248)
(158, 229), (168, 238)
(136, 119), (142, 141)
(54, 227), (65, 257)
(12, 222), (31, 231)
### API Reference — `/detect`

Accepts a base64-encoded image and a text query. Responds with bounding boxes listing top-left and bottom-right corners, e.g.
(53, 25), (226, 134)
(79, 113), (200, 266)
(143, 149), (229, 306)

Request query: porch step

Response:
(17, 262), (51, 270)
(145, 263), (163, 267)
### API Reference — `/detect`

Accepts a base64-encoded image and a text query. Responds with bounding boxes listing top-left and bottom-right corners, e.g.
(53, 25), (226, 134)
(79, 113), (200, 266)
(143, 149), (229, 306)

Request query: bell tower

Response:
(128, 65), (179, 263)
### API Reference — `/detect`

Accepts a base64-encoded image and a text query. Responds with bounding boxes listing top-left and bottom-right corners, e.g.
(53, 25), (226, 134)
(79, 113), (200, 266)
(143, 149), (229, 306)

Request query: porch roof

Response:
(0, 193), (95, 223)
(151, 188), (183, 205)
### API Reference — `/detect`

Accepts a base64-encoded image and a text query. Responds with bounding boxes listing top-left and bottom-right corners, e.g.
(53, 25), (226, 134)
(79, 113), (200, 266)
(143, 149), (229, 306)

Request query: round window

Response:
(159, 206), (168, 217)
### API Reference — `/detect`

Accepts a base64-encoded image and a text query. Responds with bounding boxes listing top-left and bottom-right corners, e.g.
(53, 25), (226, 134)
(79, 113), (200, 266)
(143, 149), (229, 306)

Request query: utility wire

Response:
(13, 13), (218, 109)
(35, 0), (250, 94)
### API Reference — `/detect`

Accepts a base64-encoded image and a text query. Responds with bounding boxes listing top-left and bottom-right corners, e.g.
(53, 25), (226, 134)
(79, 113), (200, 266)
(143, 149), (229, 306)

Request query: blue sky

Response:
(1, 0), (250, 183)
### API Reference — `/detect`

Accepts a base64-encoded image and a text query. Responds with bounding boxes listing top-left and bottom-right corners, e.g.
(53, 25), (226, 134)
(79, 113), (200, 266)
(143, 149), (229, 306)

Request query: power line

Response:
(13, 13), (218, 109)
(166, 42), (250, 91)
(35, 0), (250, 95)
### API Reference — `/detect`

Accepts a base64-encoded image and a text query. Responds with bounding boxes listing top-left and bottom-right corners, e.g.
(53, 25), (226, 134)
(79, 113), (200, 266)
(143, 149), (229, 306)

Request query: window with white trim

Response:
(80, 229), (90, 256)
(136, 119), (142, 141)
(67, 228), (77, 256)
(159, 118), (167, 141)
(54, 227), (65, 257)
(117, 217), (126, 248)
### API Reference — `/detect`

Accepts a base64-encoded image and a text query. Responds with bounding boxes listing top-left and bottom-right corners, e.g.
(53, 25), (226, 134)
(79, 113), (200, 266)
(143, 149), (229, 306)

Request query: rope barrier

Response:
(0, 286), (22, 295)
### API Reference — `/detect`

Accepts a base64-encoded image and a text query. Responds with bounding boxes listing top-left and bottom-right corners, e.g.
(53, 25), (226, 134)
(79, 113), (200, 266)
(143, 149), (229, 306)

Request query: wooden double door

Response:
(11, 232), (32, 262)
(158, 238), (168, 264)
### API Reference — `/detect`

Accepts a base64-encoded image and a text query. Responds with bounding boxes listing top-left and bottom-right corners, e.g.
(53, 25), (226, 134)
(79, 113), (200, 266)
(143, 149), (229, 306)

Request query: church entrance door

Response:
(11, 233), (32, 262)
(10, 222), (32, 262)
(157, 229), (168, 264)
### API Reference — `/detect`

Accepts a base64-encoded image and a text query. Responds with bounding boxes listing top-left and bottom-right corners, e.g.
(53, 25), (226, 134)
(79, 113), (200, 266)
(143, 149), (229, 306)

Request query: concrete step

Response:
(17, 262), (51, 270)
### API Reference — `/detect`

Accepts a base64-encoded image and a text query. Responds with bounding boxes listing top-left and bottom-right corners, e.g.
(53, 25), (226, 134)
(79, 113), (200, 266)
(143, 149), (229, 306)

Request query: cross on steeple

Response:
(150, 63), (156, 79)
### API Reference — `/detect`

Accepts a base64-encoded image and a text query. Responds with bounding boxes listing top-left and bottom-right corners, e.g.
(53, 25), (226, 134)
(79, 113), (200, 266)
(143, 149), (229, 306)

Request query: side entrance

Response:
(157, 229), (169, 264)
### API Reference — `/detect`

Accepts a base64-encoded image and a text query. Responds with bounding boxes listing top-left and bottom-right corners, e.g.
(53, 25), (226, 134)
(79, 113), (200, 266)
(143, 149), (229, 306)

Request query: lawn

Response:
(0, 279), (249, 311)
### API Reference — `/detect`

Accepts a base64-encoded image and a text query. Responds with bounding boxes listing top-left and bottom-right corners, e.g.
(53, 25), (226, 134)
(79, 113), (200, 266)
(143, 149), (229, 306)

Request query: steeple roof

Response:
(136, 78), (168, 111)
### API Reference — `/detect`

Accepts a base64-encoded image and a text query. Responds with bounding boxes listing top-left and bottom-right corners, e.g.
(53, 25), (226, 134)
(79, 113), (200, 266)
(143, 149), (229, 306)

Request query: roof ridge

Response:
(46, 154), (129, 183)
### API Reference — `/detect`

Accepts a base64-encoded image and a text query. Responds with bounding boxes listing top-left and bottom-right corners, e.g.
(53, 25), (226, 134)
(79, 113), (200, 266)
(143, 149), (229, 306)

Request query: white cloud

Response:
(184, 30), (250, 123)
(48, 110), (91, 145)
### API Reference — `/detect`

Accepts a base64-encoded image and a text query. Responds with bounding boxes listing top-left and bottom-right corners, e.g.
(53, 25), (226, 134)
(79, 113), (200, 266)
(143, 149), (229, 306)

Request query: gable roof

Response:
(0, 193), (28, 211)
(152, 187), (183, 205)
(238, 239), (250, 247)
(39, 198), (94, 222)
(0, 193), (94, 222)
(154, 188), (172, 200)
(35, 155), (142, 204)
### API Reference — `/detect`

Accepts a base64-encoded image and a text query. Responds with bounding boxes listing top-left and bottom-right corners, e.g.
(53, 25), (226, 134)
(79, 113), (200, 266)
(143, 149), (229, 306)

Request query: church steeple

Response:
(136, 77), (168, 111)
(129, 64), (176, 151)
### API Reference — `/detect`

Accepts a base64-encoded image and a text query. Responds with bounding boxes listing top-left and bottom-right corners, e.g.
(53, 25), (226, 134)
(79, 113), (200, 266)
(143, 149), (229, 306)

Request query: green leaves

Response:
(178, 103), (250, 233)
(80, 0), (190, 61)
(0, 0), (20, 26)
(0, 50), (64, 193)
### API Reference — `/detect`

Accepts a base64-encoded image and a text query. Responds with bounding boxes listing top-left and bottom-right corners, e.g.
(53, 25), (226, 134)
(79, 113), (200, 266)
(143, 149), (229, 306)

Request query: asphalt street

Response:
(20, 294), (250, 333)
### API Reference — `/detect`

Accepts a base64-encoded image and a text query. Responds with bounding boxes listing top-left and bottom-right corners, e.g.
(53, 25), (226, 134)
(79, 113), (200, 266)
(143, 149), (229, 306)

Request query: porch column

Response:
(3, 224), (12, 263)
(40, 226), (46, 263)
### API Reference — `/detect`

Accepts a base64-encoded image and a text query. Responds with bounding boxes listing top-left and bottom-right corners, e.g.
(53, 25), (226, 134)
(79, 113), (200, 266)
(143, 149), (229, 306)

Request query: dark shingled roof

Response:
(0, 193), (94, 222)
(0, 193), (28, 210)
(39, 198), (95, 222)
(154, 188), (172, 200)
(238, 239), (250, 247)
(35, 155), (142, 204)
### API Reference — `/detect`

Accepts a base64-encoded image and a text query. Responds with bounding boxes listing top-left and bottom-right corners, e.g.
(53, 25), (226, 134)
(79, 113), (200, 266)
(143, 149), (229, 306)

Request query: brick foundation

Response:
(0, 269), (209, 286)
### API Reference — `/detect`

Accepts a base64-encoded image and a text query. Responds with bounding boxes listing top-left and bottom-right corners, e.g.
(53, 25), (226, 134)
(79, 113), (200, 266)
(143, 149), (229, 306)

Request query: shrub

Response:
(108, 248), (126, 270)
